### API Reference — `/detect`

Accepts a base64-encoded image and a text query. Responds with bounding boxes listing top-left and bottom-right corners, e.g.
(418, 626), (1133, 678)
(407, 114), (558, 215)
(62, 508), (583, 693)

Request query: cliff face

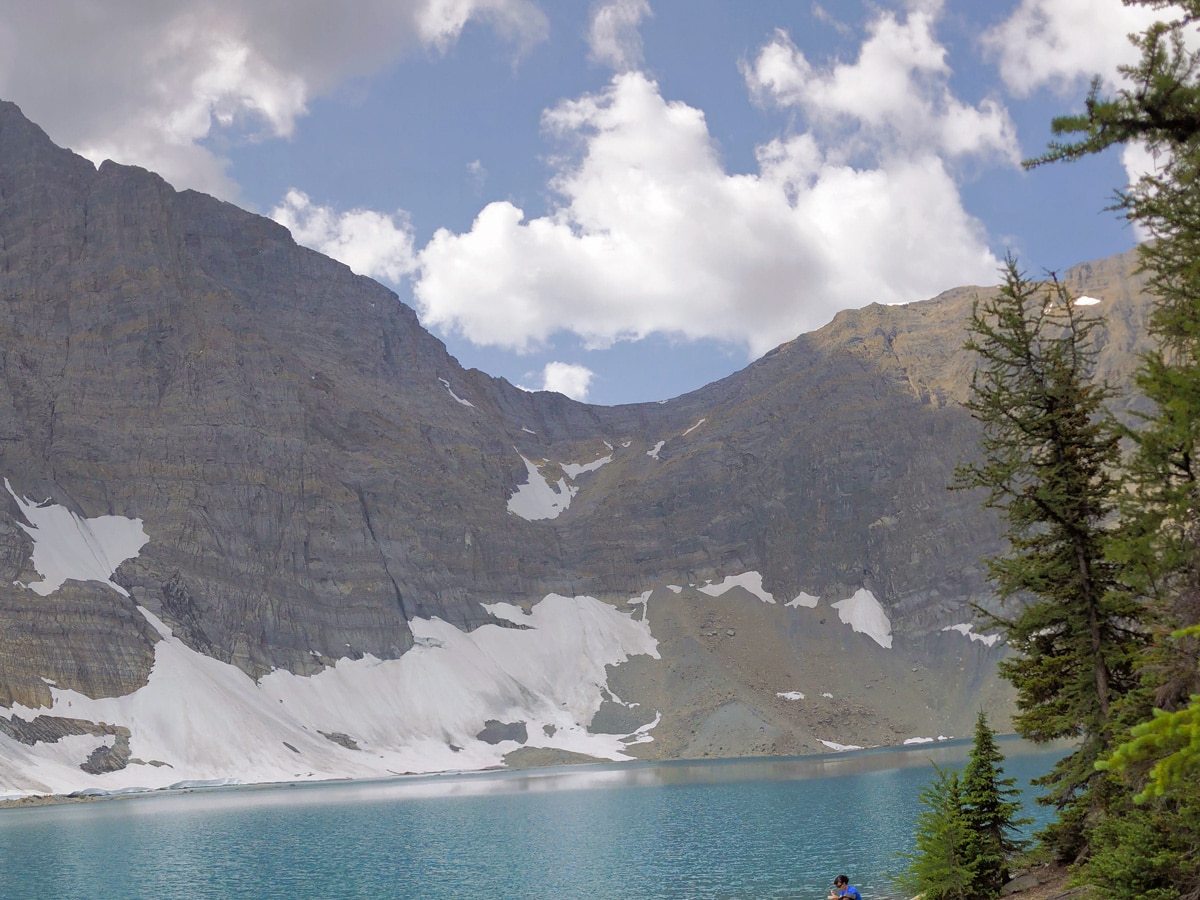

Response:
(0, 100), (1154, 793)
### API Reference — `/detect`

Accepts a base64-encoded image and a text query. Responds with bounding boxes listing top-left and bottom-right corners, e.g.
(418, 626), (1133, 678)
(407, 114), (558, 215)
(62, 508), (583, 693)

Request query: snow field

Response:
(0, 594), (661, 798)
(6, 480), (148, 597)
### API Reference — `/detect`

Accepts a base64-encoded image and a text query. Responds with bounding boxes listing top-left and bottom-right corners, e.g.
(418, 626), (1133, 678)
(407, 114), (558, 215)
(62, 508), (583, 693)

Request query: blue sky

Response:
(0, 1), (1163, 404)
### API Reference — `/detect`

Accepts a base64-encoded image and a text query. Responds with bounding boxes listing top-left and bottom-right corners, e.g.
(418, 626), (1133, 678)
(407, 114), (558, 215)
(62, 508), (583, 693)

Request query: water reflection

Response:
(0, 738), (1070, 900)
(2, 736), (1067, 821)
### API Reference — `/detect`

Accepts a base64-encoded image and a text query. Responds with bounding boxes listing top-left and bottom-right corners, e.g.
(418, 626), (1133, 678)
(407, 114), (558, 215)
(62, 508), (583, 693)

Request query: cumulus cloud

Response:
(271, 190), (418, 284)
(984, 1), (1198, 208)
(540, 362), (595, 400)
(0, 1), (547, 198)
(745, 13), (1018, 164)
(982, 0), (1163, 96)
(418, 0), (548, 50)
(588, 0), (652, 71)
(413, 5), (1005, 357)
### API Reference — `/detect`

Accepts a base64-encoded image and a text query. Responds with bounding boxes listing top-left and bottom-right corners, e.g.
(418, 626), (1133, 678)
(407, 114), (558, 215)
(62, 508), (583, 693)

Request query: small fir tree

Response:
(894, 767), (979, 900)
(960, 710), (1031, 893)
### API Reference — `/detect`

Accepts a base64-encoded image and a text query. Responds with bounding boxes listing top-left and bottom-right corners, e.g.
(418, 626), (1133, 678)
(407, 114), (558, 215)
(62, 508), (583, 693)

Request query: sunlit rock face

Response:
(0, 100), (1156, 793)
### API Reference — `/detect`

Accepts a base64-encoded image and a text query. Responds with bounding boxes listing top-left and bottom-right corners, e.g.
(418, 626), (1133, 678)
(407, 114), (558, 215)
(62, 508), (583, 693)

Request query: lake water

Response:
(0, 738), (1065, 899)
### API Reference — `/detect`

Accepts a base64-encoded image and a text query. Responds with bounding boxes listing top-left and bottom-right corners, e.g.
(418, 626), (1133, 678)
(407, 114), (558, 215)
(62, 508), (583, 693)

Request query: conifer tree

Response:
(1025, 3), (1200, 890)
(960, 710), (1030, 893)
(894, 767), (979, 900)
(1027, 3), (1200, 711)
(954, 259), (1143, 861)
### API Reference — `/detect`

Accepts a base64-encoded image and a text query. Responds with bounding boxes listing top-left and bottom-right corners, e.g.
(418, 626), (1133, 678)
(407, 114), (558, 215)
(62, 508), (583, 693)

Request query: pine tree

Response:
(894, 767), (979, 900)
(960, 710), (1030, 894)
(954, 258), (1144, 861)
(1024, 4), (1200, 891)
(1025, 2), (1200, 172)
(1027, 2), (1200, 714)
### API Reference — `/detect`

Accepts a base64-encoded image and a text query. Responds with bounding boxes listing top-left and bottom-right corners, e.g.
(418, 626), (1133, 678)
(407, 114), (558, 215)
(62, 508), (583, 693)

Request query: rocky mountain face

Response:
(0, 100), (1155, 795)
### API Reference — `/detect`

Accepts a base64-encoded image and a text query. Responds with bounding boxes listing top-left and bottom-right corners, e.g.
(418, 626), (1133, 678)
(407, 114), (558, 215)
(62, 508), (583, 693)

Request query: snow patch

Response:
(666, 585), (682, 594)
(819, 740), (864, 752)
(561, 455), (612, 479)
(0, 595), (659, 797)
(1075, 295), (1101, 306)
(904, 737), (935, 745)
(647, 440), (665, 459)
(682, 418), (707, 436)
(786, 592), (819, 609)
(522, 426), (537, 435)
(437, 378), (475, 408)
(6, 479), (148, 598)
(942, 623), (1002, 647)
(777, 691), (805, 701)
(821, 692), (833, 699)
(698, 571), (775, 604)
(507, 455), (576, 521)
(831, 588), (893, 649)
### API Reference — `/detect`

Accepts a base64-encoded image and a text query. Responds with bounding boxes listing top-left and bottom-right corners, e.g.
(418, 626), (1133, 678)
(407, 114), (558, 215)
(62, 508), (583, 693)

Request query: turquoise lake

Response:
(0, 738), (1066, 899)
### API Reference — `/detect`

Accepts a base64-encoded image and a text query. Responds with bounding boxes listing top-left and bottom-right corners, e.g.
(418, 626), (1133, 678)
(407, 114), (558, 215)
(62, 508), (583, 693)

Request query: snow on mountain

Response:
(819, 740), (864, 752)
(507, 455), (577, 520)
(0, 593), (659, 799)
(698, 571), (776, 604)
(438, 377), (475, 408)
(831, 589), (893, 649)
(785, 592), (819, 608)
(5, 480), (148, 598)
(941, 623), (1002, 647)
(561, 454), (612, 478)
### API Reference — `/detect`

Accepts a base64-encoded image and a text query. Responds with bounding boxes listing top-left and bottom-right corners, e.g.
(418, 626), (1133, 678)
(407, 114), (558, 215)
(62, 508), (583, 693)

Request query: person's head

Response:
(834, 875), (849, 888)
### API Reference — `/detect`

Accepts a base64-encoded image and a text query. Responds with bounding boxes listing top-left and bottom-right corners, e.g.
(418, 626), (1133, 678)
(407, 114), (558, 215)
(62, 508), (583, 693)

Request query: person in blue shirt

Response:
(829, 874), (862, 899)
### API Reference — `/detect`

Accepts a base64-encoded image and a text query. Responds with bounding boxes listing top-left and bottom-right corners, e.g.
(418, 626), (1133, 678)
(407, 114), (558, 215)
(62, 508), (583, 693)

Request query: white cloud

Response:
(588, 0), (652, 71)
(810, 3), (852, 37)
(540, 362), (594, 400)
(982, 0), (1163, 96)
(985, 0), (1193, 234)
(467, 159), (488, 188)
(418, 0), (547, 50)
(271, 190), (418, 284)
(413, 5), (1004, 357)
(745, 14), (1018, 164)
(0, 1), (547, 199)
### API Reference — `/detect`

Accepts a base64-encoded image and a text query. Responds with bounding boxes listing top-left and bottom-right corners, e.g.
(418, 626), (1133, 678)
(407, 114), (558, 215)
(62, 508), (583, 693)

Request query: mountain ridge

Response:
(0, 98), (1152, 794)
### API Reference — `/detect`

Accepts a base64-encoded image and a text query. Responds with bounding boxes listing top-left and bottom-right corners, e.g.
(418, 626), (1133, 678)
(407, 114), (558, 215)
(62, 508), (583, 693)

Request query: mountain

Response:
(0, 100), (1154, 796)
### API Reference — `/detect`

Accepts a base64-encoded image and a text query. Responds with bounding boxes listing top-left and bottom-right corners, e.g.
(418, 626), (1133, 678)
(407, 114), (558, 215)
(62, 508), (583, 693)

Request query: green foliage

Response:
(1025, 2), (1200, 171)
(894, 767), (980, 900)
(1108, 695), (1200, 796)
(1100, 624), (1200, 801)
(960, 711), (1031, 893)
(1012, 2), (1200, 889)
(896, 716), (1030, 899)
(1082, 777), (1200, 900)
(954, 259), (1143, 859)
